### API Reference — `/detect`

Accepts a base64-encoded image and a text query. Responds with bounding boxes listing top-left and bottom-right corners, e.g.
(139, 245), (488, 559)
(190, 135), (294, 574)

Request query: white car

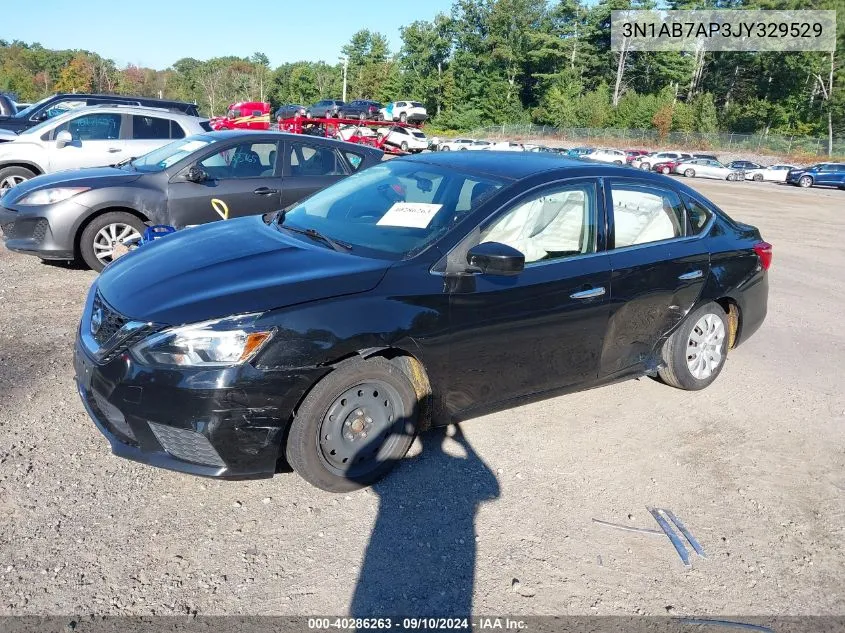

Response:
(466, 140), (493, 151)
(438, 138), (475, 151)
(487, 141), (524, 152)
(380, 101), (428, 124)
(378, 125), (428, 152)
(336, 125), (377, 141)
(632, 151), (690, 171)
(0, 105), (209, 193)
(585, 148), (627, 164)
(674, 158), (745, 181)
(744, 164), (796, 182)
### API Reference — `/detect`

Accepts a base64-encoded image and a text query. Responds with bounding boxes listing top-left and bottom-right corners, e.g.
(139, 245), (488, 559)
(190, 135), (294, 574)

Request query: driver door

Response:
(445, 178), (612, 413)
(166, 140), (283, 227)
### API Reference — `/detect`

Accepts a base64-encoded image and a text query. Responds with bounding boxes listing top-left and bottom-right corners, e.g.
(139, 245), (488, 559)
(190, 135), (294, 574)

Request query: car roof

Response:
(400, 150), (599, 180)
(40, 104), (205, 123)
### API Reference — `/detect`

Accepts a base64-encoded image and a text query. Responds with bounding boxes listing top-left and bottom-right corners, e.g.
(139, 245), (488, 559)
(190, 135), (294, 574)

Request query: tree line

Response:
(1, 0), (842, 146)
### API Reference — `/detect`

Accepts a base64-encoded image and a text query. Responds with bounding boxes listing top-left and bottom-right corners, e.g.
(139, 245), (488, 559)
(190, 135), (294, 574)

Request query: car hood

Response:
(2, 167), (143, 204)
(97, 216), (392, 325)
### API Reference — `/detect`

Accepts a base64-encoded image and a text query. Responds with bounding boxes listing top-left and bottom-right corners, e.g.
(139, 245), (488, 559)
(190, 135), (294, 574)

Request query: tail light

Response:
(753, 241), (773, 270)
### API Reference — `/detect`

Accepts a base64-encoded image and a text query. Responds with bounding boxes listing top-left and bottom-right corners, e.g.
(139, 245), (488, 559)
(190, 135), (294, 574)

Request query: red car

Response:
(624, 149), (649, 164)
(652, 160), (685, 175)
(209, 101), (271, 131)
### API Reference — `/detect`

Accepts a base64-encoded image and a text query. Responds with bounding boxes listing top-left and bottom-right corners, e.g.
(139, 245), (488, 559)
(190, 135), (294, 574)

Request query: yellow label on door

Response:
(211, 198), (229, 220)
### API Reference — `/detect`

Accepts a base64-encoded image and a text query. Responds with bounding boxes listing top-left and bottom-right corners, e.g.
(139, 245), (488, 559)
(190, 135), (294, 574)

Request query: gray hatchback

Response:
(0, 131), (382, 270)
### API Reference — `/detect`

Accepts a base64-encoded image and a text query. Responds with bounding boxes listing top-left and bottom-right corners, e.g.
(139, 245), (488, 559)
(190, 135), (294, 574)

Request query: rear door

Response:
(47, 112), (127, 171)
(816, 164), (840, 185)
(602, 177), (710, 377)
(166, 139), (282, 227)
(128, 114), (183, 159)
(280, 139), (348, 207)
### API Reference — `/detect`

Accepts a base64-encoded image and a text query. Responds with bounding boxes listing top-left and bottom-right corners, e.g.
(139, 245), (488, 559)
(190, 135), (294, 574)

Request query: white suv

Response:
(0, 105), (209, 193)
(380, 101), (428, 123)
(377, 125), (429, 152)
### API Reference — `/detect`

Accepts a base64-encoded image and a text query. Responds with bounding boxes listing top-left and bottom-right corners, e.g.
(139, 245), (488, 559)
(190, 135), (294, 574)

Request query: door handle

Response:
(678, 270), (703, 281)
(107, 147), (122, 153)
(570, 287), (606, 299)
(253, 187), (279, 195)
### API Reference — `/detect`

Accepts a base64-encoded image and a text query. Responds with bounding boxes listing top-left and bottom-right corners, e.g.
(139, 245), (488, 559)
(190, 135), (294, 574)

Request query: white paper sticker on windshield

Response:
(376, 202), (442, 228)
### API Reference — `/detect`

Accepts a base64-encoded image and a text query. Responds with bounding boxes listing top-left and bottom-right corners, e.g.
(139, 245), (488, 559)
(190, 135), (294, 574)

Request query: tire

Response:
(726, 173), (735, 181)
(658, 302), (729, 391)
(753, 173), (763, 182)
(400, 141), (408, 152)
(79, 211), (146, 272)
(0, 166), (36, 194)
(325, 110), (332, 119)
(639, 162), (650, 171)
(799, 175), (813, 188)
(684, 168), (695, 178)
(661, 166), (670, 174)
(614, 160), (624, 165)
(441, 145), (450, 151)
(285, 357), (420, 492)
(399, 112), (407, 123)
(359, 112), (366, 121)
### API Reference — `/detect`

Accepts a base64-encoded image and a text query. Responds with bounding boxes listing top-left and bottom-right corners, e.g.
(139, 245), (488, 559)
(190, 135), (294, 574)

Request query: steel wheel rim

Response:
(92, 223), (141, 264)
(686, 313), (726, 380)
(0, 174), (27, 192)
(317, 380), (404, 477)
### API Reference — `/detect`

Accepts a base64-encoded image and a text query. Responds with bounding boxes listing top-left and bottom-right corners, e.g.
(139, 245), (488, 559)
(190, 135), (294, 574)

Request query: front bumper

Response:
(74, 334), (324, 479)
(0, 199), (85, 260)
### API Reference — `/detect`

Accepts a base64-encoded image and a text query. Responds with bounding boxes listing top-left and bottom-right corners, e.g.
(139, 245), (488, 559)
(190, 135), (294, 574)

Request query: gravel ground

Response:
(0, 177), (843, 618)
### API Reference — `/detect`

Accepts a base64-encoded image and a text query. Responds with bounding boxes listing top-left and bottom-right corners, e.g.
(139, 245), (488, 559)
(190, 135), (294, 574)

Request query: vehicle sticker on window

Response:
(376, 202), (442, 228)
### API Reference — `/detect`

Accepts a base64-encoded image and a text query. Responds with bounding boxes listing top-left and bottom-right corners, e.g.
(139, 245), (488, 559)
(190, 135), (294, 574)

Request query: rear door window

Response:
(609, 182), (686, 248)
(681, 194), (713, 235)
(132, 115), (172, 140)
(289, 142), (345, 176)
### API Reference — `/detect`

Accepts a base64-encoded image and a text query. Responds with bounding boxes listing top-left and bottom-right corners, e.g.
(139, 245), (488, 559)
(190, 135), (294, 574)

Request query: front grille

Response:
(91, 292), (129, 347)
(148, 422), (226, 467)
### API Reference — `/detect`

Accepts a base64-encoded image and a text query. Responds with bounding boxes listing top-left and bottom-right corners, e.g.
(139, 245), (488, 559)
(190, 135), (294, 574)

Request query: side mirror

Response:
(185, 165), (208, 183)
(35, 111), (50, 122)
(466, 242), (525, 276)
(55, 130), (73, 148)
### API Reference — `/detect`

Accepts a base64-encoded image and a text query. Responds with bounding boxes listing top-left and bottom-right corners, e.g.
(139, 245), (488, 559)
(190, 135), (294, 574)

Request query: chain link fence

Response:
(469, 124), (845, 158)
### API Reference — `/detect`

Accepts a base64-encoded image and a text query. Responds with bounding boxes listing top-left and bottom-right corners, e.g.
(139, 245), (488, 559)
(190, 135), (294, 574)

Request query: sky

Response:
(5, 0), (457, 69)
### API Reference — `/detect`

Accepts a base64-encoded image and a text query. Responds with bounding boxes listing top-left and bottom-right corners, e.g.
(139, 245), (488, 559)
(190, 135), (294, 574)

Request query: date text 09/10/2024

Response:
(307, 618), (526, 630)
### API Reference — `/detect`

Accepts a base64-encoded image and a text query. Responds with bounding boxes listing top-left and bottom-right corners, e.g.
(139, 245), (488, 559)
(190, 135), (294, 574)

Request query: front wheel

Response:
(726, 173), (736, 181)
(684, 168), (695, 178)
(639, 162), (650, 171)
(441, 145), (450, 151)
(79, 211), (146, 272)
(400, 141), (408, 151)
(285, 357), (420, 492)
(799, 175), (813, 188)
(753, 173), (764, 182)
(658, 302), (729, 391)
(661, 166), (671, 174)
(399, 112), (407, 123)
(0, 165), (36, 194)
(359, 112), (366, 121)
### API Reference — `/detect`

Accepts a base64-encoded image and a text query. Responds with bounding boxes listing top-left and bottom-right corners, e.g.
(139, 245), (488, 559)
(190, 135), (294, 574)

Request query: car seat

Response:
(261, 150), (277, 177)
(231, 150), (263, 178)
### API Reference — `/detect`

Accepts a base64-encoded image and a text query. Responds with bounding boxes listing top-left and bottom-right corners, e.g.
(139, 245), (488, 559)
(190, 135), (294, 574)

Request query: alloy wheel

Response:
(0, 174), (27, 193)
(686, 313), (726, 380)
(92, 223), (142, 265)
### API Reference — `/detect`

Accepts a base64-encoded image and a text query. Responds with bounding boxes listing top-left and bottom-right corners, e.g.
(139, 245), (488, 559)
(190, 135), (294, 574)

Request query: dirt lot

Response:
(0, 177), (843, 619)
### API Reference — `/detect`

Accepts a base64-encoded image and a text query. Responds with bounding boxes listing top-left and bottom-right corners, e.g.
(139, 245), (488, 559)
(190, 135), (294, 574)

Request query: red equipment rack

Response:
(277, 116), (425, 155)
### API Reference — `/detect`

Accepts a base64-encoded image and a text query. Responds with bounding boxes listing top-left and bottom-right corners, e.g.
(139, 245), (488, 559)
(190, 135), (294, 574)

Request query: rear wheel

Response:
(799, 175), (813, 188)
(359, 112), (366, 121)
(0, 166), (36, 194)
(285, 357), (420, 492)
(726, 173), (736, 181)
(684, 168), (696, 178)
(661, 166), (671, 174)
(441, 145), (450, 151)
(639, 162), (650, 171)
(399, 112), (407, 123)
(400, 141), (408, 152)
(79, 211), (145, 272)
(658, 302), (729, 391)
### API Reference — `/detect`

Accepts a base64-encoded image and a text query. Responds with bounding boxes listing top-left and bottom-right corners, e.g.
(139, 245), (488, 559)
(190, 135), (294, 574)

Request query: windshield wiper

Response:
(114, 156), (135, 168)
(279, 223), (352, 252)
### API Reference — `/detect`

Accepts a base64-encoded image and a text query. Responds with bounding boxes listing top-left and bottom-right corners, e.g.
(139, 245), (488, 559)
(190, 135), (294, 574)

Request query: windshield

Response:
(13, 95), (54, 119)
(278, 161), (506, 258)
(130, 136), (216, 172)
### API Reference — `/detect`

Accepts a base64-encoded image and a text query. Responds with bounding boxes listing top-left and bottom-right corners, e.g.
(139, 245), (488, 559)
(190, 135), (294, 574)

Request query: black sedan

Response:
(0, 131), (382, 270)
(73, 153), (771, 491)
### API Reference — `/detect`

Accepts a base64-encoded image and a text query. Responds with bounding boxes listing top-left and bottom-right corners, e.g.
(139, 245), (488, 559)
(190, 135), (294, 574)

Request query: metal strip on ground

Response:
(647, 507), (691, 568)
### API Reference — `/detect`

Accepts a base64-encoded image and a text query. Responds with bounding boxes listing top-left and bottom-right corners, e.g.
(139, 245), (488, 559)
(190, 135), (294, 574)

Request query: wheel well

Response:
(0, 161), (43, 175)
(715, 297), (741, 349)
(73, 207), (150, 259)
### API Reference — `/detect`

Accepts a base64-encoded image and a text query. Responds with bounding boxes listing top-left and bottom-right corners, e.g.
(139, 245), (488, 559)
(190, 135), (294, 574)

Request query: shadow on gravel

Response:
(350, 424), (499, 618)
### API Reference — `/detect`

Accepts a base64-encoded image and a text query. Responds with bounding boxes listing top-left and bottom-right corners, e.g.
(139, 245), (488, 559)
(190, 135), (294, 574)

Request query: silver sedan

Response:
(674, 158), (745, 181)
